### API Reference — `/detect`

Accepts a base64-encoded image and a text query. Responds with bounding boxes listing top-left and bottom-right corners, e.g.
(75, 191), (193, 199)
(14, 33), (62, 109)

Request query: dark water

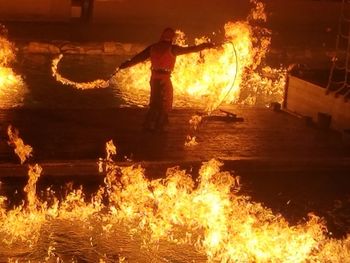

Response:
(16, 54), (129, 109)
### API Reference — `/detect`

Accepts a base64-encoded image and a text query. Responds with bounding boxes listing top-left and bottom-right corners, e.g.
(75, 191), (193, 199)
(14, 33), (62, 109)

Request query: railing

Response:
(327, 0), (350, 101)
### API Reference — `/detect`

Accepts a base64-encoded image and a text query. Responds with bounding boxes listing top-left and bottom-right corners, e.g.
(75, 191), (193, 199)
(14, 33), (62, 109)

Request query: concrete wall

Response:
(91, 0), (342, 28)
(0, 0), (344, 25)
(0, 0), (344, 51)
(90, 0), (343, 52)
(285, 75), (350, 131)
(92, 0), (342, 23)
(0, 0), (71, 21)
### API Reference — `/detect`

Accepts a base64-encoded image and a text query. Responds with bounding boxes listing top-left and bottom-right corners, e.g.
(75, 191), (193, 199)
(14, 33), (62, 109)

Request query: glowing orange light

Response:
(52, 1), (286, 112)
(0, 31), (27, 108)
(1, 128), (349, 262)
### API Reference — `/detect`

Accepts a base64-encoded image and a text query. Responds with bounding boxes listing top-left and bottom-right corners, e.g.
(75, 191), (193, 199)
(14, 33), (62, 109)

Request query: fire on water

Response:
(1, 126), (350, 262)
(52, 1), (286, 112)
(113, 21), (285, 112)
(0, 26), (27, 108)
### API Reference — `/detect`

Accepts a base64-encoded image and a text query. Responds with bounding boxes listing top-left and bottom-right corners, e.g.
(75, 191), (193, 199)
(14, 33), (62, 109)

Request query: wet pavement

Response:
(3, 55), (349, 161)
(0, 106), (349, 164)
(4, 54), (346, 165)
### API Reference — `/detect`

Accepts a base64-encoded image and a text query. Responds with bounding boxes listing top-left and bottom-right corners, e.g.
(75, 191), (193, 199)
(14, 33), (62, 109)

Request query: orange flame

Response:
(184, 135), (198, 147)
(51, 54), (110, 89)
(112, 1), (286, 111)
(248, 0), (268, 22)
(24, 164), (42, 211)
(189, 114), (203, 130)
(185, 114), (202, 147)
(105, 139), (117, 161)
(0, 134), (349, 261)
(113, 25), (242, 112)
(0, 28), (27, 108)
(7, 125), (33, 164)
(52, 1), (286, 111)
(113, 17), (285, 112)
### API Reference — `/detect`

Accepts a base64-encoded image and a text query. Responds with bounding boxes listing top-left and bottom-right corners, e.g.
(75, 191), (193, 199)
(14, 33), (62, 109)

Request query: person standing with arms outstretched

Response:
(119, 27), (214, 132)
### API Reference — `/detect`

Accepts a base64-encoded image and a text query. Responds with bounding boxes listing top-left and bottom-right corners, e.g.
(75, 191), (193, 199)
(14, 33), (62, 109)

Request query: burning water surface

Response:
(112, 21), (285, 112)
(1, 126), (350, 262)
(0, 25), (27, 108)
(52, 1), (286, 112)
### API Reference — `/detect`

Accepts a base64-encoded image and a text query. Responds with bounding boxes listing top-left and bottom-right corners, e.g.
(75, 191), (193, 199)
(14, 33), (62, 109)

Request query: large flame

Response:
(52, 1), (286, 112)
(113, 21), (249, 112)
(0, 25), (27, 108)
(7, 125), (33, 164)
(1, 128), (350, 262)
(112, 1), (286, 111)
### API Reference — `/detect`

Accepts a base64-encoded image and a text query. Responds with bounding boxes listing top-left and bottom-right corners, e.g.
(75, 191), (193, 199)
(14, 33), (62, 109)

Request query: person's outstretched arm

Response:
(119, 46), (152, 69)
(172, 42), (215, 56)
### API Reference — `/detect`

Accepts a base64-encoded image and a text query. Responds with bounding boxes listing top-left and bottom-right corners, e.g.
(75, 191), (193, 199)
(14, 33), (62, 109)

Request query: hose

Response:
(212, 41), (239, 114)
